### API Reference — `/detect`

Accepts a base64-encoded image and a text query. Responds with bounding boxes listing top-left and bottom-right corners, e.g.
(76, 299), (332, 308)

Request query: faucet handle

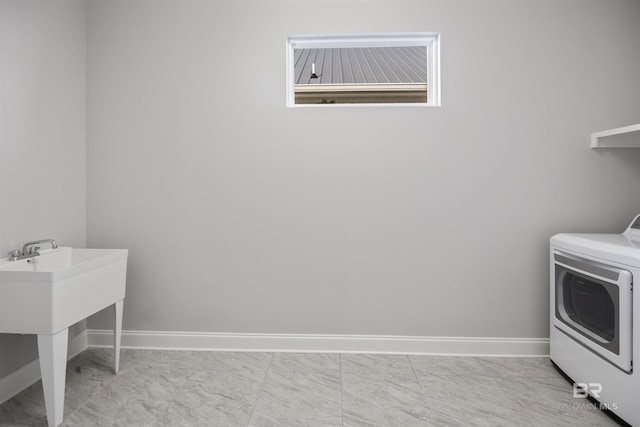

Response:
(28, 246), (40, 255)
(9, 249), (21, 258)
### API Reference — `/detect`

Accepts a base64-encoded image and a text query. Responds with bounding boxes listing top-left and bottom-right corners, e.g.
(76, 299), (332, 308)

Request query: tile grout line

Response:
(245, 352), (275, 427)
(407, 354), (429, 391)
(405, 354), (433, 425)
(339, 353), (344, 427)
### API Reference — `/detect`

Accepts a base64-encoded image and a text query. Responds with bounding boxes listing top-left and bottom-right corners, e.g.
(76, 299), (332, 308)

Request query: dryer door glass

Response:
(559, 272), (617, 347)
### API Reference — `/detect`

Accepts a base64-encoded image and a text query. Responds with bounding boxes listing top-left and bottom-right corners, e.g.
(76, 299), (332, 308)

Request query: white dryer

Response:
(551, 215), (640, 426)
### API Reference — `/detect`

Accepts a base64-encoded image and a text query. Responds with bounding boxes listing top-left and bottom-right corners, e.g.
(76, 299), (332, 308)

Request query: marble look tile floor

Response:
(0, 349), (622, 427)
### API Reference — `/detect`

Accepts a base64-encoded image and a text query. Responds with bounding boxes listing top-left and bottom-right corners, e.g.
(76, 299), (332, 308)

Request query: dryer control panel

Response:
(623, 214), (640, 237)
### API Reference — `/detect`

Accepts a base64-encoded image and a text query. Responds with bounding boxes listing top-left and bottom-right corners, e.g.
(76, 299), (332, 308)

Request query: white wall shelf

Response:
(591, 124), (640, 148)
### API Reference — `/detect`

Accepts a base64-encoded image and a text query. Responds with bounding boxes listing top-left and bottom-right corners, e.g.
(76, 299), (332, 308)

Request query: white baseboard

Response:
(0, 330), (88, 406)
(87, 329), (549, 357)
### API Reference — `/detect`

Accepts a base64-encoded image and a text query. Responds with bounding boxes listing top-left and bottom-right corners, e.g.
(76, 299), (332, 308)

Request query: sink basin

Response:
(0, 246), (128, 427)
(0, 247), (128, 334)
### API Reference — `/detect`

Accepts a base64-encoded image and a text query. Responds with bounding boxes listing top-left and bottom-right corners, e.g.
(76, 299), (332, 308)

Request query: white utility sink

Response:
(0, 246), (128, 427)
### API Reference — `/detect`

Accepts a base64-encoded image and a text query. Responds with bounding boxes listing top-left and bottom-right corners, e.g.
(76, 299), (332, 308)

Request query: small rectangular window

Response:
(286, 33), (440, 107)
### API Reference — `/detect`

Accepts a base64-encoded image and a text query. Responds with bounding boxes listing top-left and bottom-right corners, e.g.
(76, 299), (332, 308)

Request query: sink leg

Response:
(113, 299), (123, 374)
(37, 329), (68, 427)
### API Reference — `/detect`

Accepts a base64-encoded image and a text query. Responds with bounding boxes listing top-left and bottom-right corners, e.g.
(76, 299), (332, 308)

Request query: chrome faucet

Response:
(22, 239), (58, 254)
(6, 239), (58, 261)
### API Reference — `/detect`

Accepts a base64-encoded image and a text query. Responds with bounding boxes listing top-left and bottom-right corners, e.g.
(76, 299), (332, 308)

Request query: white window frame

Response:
(286, 32), (440, 108)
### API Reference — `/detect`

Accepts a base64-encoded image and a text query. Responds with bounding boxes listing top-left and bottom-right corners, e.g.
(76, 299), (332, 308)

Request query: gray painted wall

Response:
(0, 1), (87, 378)
(86, 0), (640, 337)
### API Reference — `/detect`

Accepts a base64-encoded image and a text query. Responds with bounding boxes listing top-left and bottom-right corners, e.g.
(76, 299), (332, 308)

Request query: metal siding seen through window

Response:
(287, 33), (440, 107)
